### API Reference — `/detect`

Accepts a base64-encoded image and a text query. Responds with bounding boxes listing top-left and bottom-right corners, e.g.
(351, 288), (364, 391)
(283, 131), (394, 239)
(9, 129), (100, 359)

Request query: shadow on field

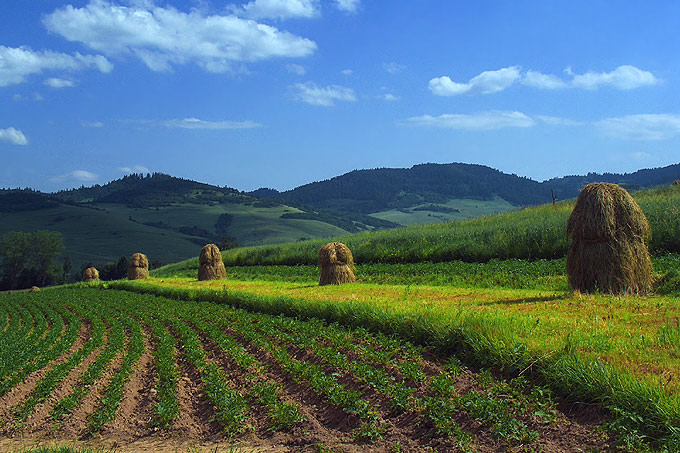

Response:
(483, 294), (569, 306)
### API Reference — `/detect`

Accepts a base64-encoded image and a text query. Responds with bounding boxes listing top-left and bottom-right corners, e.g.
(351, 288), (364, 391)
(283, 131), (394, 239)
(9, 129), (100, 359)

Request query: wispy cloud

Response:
(50, 170), (99, 183)
(381, 93), (399, 102)
(596, 114), (680, 140)
(341, 69), (353, 76)
(430, 65), (659, 96)
(403, 111), (534, 130)
(230, 0), (319, 20)
(334, 0), (360, 13)
(81, 120), (104, 128)
(0, 45), (112, 87)
(535, 115), (585, 126)
(286, 63), (306, 75)
(12, 92), (43, 102)
(44, 77), (77, 88)
(44, 1), (317, 73)
(429, 66), (521, 96)
(383, 62), (406, 74)
(0, 127), (28, 145)
(291, 82), (356, 106)
(126, 118), (264, 129)
(120, 165), (149, 174)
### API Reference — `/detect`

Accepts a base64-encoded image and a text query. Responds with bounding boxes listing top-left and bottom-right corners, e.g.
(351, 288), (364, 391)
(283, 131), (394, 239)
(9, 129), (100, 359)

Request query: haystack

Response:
(127, 253), (149, 280)
(674, 180), (680, 185)
(82, 267), (99, 282)
(319, 242), (356, 286)
(29, 286), (40, 292)
(566, 183), (652, 295)
(198, 244), (226, 281)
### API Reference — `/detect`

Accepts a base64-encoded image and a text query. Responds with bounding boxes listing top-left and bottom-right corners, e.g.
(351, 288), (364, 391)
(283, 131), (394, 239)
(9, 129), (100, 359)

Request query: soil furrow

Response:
(100, 327), (157, 439)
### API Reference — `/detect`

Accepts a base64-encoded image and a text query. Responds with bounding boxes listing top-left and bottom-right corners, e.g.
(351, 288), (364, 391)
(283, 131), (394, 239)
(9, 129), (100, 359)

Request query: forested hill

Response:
(253, 163), (547, 214)
(54, 172), (247, 207)
(251, 162), (680, 213)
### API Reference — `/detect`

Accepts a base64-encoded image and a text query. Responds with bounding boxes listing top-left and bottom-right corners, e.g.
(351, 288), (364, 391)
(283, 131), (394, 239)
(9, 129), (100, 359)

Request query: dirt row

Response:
(0, 310), (614, 452)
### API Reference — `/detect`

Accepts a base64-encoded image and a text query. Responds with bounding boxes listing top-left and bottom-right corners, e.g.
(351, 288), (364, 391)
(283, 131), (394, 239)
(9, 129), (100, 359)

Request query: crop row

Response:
(0, 288), (582, 450)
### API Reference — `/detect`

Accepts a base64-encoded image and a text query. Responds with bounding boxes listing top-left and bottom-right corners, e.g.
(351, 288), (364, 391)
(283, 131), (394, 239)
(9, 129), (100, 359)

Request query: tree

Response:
(0, 231), (64, 289)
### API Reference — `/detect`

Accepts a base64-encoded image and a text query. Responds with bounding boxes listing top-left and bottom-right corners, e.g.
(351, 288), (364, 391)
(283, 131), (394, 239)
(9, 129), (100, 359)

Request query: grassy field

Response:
(213, 184), (680, 266)
(0, 200), (347, 268)
(369, 196), (517, 226)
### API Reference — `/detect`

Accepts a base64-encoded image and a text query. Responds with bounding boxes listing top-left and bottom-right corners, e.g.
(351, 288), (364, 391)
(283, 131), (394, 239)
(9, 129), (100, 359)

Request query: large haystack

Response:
(198, 244), (226, 281)
(566, 183), (652, 295)
(127, 253), (149, 280)
(83, 267), (99, 282)
(319, 242), (356, 286)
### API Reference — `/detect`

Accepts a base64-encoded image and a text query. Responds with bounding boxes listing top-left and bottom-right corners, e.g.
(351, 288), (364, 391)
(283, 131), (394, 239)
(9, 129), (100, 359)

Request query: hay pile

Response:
(674, 180), (680, 185)
(566, 182), (652, 295)
(127, 253), (149, 280)
(319, 242), (356, 286)
(198, 244), (226, 281)
(82, 267), (99, 282)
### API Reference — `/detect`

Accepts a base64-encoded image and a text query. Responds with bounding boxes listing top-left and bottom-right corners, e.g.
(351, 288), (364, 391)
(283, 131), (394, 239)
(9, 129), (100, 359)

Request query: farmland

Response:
(0, 288), (610, 452)
(1, 184), (680, 451)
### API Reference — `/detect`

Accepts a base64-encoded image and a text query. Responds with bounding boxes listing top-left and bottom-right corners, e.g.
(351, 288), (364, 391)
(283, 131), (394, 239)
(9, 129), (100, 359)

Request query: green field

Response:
(0, 200), (347, 268)
(369, 196), (517, 226)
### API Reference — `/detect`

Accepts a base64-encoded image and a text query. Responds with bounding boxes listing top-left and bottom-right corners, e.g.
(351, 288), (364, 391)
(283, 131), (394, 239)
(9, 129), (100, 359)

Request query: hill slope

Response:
(252, 162), (680, 223)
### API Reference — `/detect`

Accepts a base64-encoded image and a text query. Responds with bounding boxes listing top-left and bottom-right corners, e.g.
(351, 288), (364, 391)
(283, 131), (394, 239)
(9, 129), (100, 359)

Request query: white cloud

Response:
(429, 66), (521, 96)
(334, 0), (360, 12)
(286, 63), (305, 75)
(341, 69), (353, 76)
(291, 81), (356, 106)
(120, 165), (149, 174)
(231, 0), (319, 19)
(536, 115), (584, 126)
(0, 45), (112, 87)
(429, 65), (658, 95)
(383, 62), (406, 74)
(522, 70), (567, 89)
(0, 127), (28, 145)
(44, 77), (77, 88)
(571, 65), (658, 90)
(404, 111), (534, 130)
(81, 120), (104, 128)
(596, 114), (680, 140)
(43, 1), (317, 73)
(382, 93), (399, 101)
(51, 170), (99, 183)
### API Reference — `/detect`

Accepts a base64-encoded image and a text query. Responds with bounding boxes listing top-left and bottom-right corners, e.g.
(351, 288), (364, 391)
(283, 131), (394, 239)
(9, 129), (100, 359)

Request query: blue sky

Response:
(2, 0), (680, 192)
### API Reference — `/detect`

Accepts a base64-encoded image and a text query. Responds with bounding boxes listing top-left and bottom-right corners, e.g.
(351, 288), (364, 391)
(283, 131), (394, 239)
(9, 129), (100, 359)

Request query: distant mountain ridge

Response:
(251, 162), (680, 213)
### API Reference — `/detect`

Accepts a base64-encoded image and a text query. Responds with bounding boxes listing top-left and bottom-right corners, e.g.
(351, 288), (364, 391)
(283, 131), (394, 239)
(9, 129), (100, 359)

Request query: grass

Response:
(369, 196), (516, 226)
(204, 184), (680, 266)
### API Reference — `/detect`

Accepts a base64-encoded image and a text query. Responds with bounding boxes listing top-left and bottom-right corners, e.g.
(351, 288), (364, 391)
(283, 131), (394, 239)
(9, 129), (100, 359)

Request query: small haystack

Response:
(566, 182), (652, 295)
(127, 253), (149, 280)
(198, 244), (227, 281)
(30, 286), (40, 292)
(82, 267), (99, 282)
(319, 242), (356, 286)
